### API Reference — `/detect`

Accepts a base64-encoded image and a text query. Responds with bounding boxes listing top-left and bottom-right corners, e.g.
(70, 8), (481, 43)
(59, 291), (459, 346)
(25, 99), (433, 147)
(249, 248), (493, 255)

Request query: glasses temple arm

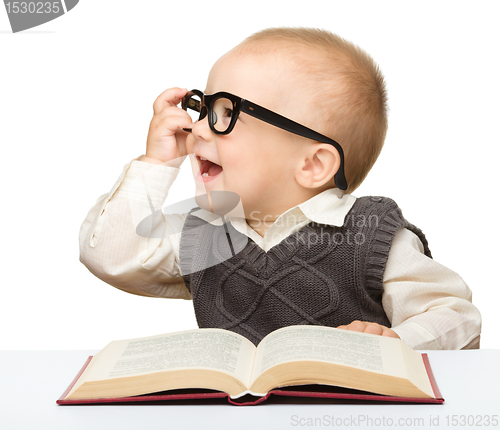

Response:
(242, 101), (348, 191)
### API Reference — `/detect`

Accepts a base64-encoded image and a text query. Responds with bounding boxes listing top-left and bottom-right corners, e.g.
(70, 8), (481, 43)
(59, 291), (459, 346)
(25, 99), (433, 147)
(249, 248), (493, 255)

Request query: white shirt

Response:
(80, 158), (481, 350)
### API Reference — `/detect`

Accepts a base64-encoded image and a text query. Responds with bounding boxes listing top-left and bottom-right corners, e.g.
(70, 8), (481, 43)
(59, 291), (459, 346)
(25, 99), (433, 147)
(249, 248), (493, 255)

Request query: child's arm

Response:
(339, 228), (481, 349)
(382, 227), (481, 349)
(79, 88), (194, 299)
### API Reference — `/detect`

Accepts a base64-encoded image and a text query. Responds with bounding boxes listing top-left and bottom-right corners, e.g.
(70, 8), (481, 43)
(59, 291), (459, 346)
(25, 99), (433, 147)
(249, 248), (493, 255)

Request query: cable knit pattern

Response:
(180, 196), (432, 345)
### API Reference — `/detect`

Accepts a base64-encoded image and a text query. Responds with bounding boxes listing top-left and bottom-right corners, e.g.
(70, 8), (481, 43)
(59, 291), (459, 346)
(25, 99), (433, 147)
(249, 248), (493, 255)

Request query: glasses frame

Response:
(182, 89), (348, 191)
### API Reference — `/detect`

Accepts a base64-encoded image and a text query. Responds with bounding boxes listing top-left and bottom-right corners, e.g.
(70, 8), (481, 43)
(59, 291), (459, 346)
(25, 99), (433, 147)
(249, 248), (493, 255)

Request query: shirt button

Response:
(371, 197), (382, 202)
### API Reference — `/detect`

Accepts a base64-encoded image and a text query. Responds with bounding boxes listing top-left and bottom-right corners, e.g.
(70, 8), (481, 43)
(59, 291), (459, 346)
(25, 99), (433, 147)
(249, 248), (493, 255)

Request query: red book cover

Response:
(56, 353), (444, 406)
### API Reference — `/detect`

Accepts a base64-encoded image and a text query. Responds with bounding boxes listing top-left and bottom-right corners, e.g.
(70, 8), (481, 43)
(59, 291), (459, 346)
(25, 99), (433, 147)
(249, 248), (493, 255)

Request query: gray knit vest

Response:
(180, 196), (432, 345)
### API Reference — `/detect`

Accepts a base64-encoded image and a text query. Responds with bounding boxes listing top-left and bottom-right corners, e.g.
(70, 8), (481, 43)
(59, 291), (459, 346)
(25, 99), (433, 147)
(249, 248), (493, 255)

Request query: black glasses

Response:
(182, 89), (348, 191)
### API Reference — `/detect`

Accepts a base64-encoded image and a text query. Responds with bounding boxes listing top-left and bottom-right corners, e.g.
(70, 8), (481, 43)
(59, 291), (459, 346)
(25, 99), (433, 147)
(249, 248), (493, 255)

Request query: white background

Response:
(1, 0), (498, 350)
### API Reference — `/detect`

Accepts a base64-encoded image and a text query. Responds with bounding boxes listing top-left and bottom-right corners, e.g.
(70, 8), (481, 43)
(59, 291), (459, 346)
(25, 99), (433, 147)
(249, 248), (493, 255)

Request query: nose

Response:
(191, 109), (213, 143)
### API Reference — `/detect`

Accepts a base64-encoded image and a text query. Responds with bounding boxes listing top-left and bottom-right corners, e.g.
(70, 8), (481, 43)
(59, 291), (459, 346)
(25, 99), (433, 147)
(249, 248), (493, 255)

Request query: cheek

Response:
(218, 130), (291, 179)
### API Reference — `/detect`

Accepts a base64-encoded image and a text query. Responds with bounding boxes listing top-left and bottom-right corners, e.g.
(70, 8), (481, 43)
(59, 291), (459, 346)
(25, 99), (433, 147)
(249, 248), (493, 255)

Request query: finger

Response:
(149, 109), (193, 131)
(381, 328), (400, 339)
(155, 115), (194, 136)
(152, 87), (189, 115)
(363, 324), (384, 336)
(345, 320), (367, 332)
(154, 105), (193, 122)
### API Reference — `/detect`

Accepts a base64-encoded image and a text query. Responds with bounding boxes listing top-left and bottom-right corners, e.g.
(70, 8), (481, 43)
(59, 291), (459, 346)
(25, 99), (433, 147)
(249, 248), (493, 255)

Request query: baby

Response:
(80, 27), (480, 349)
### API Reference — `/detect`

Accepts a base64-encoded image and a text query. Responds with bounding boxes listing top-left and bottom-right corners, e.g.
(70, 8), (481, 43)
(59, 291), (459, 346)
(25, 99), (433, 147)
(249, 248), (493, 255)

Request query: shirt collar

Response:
(296, 188), (357, 227)
(191, 188), (357, 246)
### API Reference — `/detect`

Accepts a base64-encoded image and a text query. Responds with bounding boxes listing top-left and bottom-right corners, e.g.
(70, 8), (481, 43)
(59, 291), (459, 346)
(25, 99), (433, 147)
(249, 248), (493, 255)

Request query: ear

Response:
(294, 144), (341, 189)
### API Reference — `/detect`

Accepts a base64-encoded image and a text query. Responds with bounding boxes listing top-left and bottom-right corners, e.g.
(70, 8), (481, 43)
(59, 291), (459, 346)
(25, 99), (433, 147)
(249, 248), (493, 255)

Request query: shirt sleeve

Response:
(79, 156), (191, 300)
(382, 227), (481, 350)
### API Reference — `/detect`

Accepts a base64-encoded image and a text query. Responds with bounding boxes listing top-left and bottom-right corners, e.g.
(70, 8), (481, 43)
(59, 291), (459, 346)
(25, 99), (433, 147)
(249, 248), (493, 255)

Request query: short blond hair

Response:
(236, 27), (388, 193)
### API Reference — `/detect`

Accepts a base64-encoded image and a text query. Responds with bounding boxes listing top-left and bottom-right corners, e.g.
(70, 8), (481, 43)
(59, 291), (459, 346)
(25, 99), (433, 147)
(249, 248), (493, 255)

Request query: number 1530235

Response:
(5, 2), (61, 14)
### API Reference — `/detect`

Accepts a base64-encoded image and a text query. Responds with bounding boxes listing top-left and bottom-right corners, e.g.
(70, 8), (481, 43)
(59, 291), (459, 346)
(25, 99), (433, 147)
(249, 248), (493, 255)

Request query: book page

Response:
(252, 325), (422, 385)
(68, 328), (256, 396)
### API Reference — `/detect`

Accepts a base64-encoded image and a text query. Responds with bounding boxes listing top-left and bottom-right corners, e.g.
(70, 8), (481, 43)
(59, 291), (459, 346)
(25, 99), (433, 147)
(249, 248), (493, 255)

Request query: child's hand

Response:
(337, 321), (400, 338)
(142, 87), (193, 167)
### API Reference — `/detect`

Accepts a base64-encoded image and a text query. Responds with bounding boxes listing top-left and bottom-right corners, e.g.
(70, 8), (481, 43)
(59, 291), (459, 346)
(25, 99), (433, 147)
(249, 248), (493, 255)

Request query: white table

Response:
(1, 350), (499, 430)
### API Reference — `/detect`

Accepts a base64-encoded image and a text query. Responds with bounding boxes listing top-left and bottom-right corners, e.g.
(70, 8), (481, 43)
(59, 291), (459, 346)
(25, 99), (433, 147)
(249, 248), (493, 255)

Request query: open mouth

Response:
(197, 156), (223, 179)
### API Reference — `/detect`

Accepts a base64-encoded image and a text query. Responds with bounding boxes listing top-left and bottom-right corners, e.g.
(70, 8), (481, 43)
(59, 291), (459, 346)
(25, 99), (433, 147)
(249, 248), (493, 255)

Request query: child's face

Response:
(186, 50), (310, 219)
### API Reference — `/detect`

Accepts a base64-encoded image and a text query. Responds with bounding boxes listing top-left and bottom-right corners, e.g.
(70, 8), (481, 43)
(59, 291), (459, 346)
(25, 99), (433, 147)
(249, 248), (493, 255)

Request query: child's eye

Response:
(212, 97), (235, 132)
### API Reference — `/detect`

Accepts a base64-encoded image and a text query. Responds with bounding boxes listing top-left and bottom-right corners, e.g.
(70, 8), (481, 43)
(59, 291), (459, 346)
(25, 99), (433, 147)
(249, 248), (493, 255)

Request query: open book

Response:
(57, 325), (443, 405)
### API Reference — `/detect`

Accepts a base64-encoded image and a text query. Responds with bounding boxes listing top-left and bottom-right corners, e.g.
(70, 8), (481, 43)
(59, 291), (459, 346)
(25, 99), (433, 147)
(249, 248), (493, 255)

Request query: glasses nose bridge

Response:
(195, 90), (212, 121)
(189, 95), (214, 139)
(200, 93), (220, 127)
(199, 104), (208, 121)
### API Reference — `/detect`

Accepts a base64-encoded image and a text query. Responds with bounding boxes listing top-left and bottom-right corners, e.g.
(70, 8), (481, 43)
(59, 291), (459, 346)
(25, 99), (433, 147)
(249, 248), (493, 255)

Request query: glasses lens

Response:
(211, 97), (234, 133)
(183, 93), (202, 123)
